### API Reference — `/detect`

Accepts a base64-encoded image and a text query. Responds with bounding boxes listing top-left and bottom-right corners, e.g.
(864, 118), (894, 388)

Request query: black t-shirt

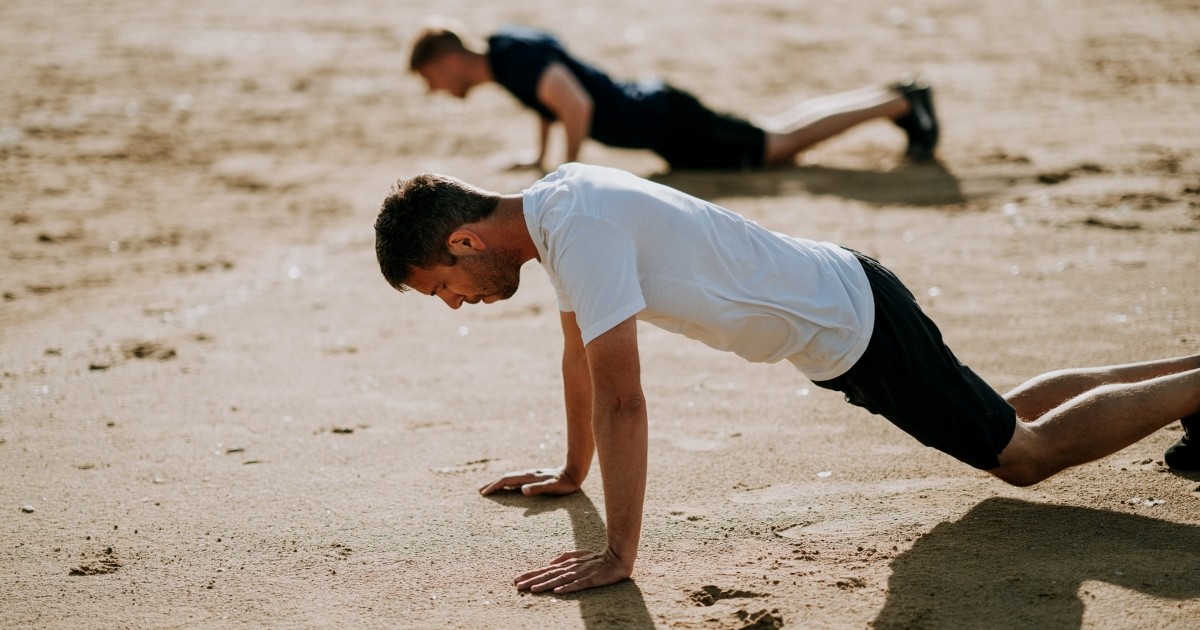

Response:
(486, 26), (670, 151)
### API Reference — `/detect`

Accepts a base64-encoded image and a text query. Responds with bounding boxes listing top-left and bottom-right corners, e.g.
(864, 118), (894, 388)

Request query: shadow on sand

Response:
(486, 491), (657, 630)
(873, 497), (1200, 629)
(652, 160), (966, 207)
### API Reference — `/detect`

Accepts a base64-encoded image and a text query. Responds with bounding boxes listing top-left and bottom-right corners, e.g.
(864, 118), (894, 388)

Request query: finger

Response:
(478, 480), (506, 495)
(514, 561), (570, 585)
(530, 561), (620, 594)
(528, 570), (582, 593)
(513, 551), (593, 585)
(514, 566), (571, 590)
(521, 478), (565, 496)
(552, 560), (629, 594)
(554, 571), (624, 594)
(513, 566), (554, 586)
(479, 473), (539, 495)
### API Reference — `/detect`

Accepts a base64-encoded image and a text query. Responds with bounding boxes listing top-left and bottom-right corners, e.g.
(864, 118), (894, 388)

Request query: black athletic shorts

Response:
(657, 87), (766, 170)
(812, 252), (1017, 470)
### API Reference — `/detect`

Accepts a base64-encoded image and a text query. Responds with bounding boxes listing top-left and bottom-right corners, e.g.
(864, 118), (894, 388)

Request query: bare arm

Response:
(515, 316), (647, 594)
(532, 117), (551, 170)
(508, 117), (551, 172)
(585, 316), (647, 572)
(479, 311), (594, 496)
(559, 310), (596, 485)
(536, 61), (593, 165)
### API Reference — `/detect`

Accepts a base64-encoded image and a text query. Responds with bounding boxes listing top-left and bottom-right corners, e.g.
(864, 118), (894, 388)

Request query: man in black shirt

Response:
(408, 19), (939, 171)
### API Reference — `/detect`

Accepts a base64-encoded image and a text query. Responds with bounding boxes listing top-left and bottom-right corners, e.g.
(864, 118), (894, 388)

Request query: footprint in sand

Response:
(687, 584), (784, 627)
(120, 340), (177, 360)
(90, 339), (178, 371)
(733, 608), (785, 630)
(688, 584), (767, 606)
(69, 547), (121, 576)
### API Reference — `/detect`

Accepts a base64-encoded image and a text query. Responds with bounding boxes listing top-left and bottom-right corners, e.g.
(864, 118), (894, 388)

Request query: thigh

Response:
(659, 88), (765, 170)
(816, 253), (1017, 469)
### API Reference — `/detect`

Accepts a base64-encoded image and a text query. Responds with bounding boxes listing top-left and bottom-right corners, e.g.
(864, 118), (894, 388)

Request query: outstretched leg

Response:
(1004, 354), (1200, 421)
(991, 366), (1200, 486)
(760, 85), (909, 164)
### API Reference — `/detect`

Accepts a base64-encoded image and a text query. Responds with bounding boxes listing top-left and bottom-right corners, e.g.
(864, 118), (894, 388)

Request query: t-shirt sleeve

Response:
(489, 37), (559, 121)
(548, 215), (646, 345)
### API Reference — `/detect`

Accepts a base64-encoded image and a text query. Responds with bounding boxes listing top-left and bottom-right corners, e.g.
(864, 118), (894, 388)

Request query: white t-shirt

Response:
(522, 163), (875, 381)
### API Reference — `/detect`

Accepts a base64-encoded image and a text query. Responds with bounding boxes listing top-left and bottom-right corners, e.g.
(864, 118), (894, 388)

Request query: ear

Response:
(446, 227), (486, 256)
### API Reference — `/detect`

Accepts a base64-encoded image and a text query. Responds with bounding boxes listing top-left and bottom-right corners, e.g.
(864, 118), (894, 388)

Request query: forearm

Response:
(511, 317), (643, 594)
(535, 62), (593, 165)
(562, 349), (595, 483)
(561, 108), (591, 163)
(592, 396), (648, 568)
(534, 117), (550, 166)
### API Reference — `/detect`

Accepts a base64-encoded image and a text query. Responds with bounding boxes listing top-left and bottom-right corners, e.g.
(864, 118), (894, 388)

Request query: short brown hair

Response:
(409, 18), (473, 72)
(374, 174), (500, 291)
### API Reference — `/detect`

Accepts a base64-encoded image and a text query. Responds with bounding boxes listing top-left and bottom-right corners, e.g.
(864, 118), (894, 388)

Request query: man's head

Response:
(375, 174), (521, 308)
(409, 18), (481, 98)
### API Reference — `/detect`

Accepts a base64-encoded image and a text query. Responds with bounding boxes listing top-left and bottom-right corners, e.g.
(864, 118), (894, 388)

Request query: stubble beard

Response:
(457, 249), (522, 302)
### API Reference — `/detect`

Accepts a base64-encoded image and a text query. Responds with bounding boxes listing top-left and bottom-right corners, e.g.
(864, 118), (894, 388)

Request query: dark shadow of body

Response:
(486, 491), (657, 630)
(874, 497), (1200, 629)
(652, 161), (965, 207)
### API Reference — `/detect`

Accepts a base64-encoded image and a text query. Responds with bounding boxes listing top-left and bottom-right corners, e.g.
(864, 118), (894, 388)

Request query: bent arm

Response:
(584, 316), (647, 572)
(537, 62), (593, 164)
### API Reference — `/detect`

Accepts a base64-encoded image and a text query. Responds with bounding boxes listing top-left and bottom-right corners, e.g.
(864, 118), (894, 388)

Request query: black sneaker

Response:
(1164, 414), (1200, 472)
(891, 79), (939, 162)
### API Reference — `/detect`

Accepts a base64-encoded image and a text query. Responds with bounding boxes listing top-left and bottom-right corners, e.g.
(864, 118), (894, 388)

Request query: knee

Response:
(989, 460), (1052, 487)
(988, 425), (1058, 487)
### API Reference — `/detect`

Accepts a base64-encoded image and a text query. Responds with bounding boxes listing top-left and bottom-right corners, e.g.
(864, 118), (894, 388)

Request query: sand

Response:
(2, 0), (1198, 628)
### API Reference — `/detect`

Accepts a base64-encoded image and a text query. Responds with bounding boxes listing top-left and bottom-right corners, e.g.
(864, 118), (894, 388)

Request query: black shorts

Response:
(657, 87), (766, 170)
(813, 252), (1016, 470)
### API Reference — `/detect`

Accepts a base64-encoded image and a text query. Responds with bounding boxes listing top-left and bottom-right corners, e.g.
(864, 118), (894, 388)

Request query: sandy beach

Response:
(2, 1), (1198, 628)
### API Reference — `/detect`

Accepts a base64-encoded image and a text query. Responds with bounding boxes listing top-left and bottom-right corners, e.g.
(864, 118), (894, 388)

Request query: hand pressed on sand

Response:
(479, 466), (581, 497)
(513, 548), (632, 594)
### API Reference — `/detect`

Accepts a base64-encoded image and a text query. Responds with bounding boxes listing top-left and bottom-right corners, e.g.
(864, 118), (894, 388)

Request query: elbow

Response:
(594, 391), (647, 421)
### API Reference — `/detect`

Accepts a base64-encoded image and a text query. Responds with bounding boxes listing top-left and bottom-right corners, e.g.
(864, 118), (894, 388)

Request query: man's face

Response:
(416, 56), (471, 99)
(406, 248), (523, 309)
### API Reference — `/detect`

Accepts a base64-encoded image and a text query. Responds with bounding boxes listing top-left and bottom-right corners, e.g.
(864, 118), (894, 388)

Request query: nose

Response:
(437, 290), (464, 310)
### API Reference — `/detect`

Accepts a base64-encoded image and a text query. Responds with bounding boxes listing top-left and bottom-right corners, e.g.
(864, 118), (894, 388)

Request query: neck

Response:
(490, 195), (538, 263)
(464, 50), (494, 86)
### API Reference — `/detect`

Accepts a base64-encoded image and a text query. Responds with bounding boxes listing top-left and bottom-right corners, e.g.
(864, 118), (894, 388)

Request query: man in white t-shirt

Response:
(374, 163), (1200, 595)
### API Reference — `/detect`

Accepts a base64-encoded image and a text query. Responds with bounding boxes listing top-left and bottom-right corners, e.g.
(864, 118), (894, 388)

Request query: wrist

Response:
(605, 544), (637, 572)
(561, 463), (588, 486)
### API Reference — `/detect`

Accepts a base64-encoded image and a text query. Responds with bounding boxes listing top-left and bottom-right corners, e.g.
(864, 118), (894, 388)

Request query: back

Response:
(487, 26), (669, 151)
(522, 164), (874, 381)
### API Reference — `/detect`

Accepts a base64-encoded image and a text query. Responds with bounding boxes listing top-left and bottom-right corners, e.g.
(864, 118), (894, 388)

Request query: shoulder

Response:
(489, 26), (564, 55)
(488, 27), (567, 99)
(523, 166), (608, 228)
(534, 163), (624, 199)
